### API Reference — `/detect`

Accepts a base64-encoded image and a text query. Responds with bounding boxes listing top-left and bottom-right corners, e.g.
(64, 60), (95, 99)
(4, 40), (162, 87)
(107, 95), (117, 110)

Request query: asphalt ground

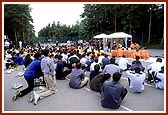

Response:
(2, 49), (165, 113)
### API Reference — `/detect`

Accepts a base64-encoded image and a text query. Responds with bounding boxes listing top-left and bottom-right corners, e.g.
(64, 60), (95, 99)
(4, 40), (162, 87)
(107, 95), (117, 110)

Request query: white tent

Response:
(107, 32), (132, 48)
(93, 33), (109, 49)
(93, 32), (132, 49)
(107, 32), (132, 38)
(93, 33), (108, 38)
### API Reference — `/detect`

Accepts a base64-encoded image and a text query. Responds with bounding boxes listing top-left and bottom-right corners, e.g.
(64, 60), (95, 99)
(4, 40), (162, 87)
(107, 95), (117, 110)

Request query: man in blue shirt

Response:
(14, 52), (24, 65)
(12, 52), (43, 101)
(55, 55), (71, 80)
(101, 72), (127, 109)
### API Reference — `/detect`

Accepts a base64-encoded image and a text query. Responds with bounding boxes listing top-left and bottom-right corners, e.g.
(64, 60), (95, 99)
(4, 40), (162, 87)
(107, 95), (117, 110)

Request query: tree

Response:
(4, 4), (35, 48)
(37, 4), (164, 46)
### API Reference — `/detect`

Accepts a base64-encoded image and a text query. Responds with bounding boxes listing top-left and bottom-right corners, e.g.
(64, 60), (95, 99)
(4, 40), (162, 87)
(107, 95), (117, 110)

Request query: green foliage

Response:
(4, 4), (164, 46)
(4, 4), (35, 47)
(81, 4), (164, 44)
(38, 20), (87, 43)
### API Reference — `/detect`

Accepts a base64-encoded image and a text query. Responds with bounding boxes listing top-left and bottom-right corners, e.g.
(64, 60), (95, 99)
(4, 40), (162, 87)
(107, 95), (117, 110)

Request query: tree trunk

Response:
(14, 25), (18, 48)
(160, 27), (164, 48)
(22, 31), (25, 47)
(115, 14), (117, 32)
(129, 27), (132, 35)
(148, 11), (152, 44)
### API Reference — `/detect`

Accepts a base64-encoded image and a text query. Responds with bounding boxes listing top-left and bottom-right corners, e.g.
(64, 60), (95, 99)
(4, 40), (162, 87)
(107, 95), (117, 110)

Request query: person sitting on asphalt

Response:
(147, 57), (163, 83)
(12, 52), (43, 101)
(132, 56), (142, 65)
(85, 55), (94, 71)
(69, 63), (89, 89)
(14, 52), (24, 65)
(4, 50), (14, 69)
(98, 52), (105, 66)
(80, 53), (87, 65)
(117, 55), (131, 71)
(89, 64), (101, 81)
(67, 51), (80, 70)
(153, 66), (164, 90)
(79, 53), (88, 71)
(90, 71), (111, 92)
(55, 55), (71, 80)
(101, 72), (128, 109)
(24, 53), (33, 68)
(126, 67), (146, 93)
(103, 57), (121, 77)
(90, 57), (100, 72)
(101, 53), (110, 70)
(130, 60), (145, 72)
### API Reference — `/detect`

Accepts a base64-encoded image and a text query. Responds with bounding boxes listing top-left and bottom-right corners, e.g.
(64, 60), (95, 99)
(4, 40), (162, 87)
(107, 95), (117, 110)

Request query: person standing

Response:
(4, 39), (10, 50)
(101, 72), (127, 109)
(12, 52), (43, 101)
(19, 41), (22, 49)
(32, 48), (57, 105)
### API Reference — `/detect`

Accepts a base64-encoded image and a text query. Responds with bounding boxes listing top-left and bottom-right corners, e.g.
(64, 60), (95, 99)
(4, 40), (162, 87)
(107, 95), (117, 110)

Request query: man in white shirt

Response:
(4, 40), (10, 50)
(80, 53), (87, 65)
(147, 58), (163, 83)
(19, 41), (22, 49)
(126, 67), (146, 93)
(90, 58), (100, 72)
(98, 53), (105, 65)
(154, 66), (164, 90)
(117, 55), (130, 71)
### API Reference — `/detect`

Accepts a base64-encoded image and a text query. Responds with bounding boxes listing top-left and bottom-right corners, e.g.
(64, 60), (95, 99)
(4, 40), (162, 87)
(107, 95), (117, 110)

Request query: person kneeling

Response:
(12, 52), (43, 101)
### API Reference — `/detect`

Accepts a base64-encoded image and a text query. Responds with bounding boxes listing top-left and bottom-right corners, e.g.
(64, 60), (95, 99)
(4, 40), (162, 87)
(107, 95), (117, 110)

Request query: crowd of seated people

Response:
(4, 40), (164, 108)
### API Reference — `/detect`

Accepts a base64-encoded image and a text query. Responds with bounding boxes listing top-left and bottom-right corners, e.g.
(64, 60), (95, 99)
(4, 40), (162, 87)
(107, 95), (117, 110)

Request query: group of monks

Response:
(110, 42), (149, 60)
(60, 42), (149, 60)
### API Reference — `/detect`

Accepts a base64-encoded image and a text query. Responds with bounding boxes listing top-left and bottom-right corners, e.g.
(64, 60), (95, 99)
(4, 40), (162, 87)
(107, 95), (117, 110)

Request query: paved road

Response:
(3, 49), (165, 112)
(147, 49), (164, 57)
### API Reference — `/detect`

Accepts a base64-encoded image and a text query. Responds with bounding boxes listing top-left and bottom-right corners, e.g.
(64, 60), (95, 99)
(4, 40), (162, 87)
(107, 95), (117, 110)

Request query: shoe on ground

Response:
(12, 90), (20, 101)
(39, 86), (45, 90)
(12, 83), (23, 89)
(28, 91), (35, 103)
(34, 92), (40, 105)
(6, 70), (12, 74)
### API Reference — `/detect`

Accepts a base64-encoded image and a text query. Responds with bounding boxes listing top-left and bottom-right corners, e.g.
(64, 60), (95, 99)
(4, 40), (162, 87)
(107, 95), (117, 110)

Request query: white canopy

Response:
(93, 32), (132, 49)
(107, 32), (132, 38)
(106, 32), (132, 48)
(93, 33), (109, 50)
(93, 33), (108, 38)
